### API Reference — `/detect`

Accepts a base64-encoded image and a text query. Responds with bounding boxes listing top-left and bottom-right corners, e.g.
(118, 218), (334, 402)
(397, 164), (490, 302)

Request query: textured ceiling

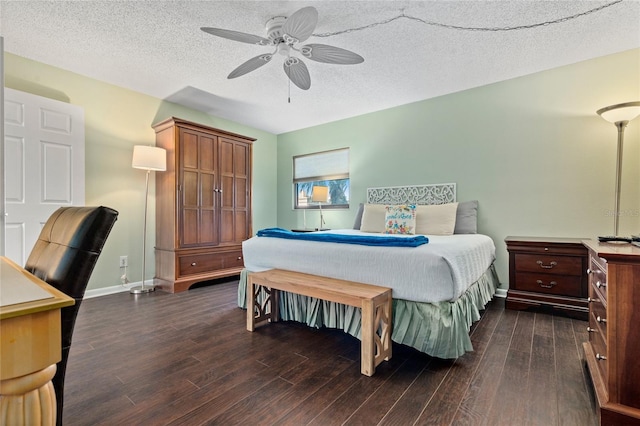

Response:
(1, 1), (639, 134)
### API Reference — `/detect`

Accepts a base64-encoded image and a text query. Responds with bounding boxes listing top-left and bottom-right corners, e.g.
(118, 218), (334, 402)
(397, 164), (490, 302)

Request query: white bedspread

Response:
(242, 230), (496, 303)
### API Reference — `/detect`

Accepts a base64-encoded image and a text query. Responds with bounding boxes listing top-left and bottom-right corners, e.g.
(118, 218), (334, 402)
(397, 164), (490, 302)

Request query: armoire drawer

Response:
(178, 250), (243, 276)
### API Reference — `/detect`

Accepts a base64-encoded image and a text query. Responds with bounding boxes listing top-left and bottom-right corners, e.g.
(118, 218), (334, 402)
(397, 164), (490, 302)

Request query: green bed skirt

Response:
(238, 264), (499, 359)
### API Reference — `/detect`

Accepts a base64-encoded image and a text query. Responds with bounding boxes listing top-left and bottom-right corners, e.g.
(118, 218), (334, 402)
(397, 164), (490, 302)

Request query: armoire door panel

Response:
(221, 175), (234, 208)
(182, 171), (199, 207)
(235, 211), (248, 241)
(200, 135), (216, 171)
(220, 210), (235, 243)
(236, 177), (248, 209)
(200, 210), (217, 245)
(201, 173), (216, 208)
(180, 130), (199, 169)
(219, 139), (234, 173)
(234, 144), (248, 175)
(181, 209), (199, 246)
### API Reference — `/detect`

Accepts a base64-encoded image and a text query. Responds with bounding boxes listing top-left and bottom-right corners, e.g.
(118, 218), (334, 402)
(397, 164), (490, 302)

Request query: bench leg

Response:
(361, 299), (376, 376)
(246, 278), (257, 331)
(379, 295), (393, 362)
(246, 276), (278, 331)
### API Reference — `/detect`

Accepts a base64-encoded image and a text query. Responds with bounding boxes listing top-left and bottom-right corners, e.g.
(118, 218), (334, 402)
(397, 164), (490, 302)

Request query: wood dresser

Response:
(505, 236), (588, 320)
(153, 117), (255, 293)
(582, 239), (640, 425)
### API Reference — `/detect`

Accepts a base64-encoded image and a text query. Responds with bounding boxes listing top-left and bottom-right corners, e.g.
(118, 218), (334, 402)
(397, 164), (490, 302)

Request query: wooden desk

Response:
(0, 256), (75, 426)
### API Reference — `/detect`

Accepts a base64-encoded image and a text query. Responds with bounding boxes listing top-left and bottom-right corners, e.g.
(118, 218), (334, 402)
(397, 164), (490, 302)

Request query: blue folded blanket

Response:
(256, 228), (429, 247)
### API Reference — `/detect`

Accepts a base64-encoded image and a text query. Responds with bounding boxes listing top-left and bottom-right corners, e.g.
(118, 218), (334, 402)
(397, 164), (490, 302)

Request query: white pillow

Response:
(360, 204), (387, 233)
(415, 202), (459, 235)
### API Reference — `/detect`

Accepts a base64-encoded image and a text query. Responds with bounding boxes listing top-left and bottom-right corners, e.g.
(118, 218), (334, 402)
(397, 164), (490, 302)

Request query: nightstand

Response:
(505, 236), (589, 320)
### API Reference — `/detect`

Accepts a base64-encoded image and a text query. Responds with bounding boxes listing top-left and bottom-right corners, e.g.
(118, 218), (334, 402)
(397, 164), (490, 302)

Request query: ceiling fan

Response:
(201, 6), (364, 90)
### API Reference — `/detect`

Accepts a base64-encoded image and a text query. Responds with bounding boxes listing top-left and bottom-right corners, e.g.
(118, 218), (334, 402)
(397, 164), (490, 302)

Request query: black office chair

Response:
(24, 206), (118, 425)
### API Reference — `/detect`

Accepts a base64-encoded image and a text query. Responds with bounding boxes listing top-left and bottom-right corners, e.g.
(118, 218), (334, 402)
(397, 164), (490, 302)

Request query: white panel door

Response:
(4, 88), (85, 265)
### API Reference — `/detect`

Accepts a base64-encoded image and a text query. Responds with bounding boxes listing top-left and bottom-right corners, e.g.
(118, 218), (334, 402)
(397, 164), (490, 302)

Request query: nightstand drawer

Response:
(588, 317), (608, 383)
(515, 253), (583, 276)
(514, 272), (582, 297)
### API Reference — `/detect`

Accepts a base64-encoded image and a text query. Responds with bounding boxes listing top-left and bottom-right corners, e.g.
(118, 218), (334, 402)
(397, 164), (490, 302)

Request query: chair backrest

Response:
(24, 205), (118, 425)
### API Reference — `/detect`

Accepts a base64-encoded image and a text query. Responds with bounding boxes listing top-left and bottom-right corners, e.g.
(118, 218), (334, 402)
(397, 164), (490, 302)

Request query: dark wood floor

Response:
(63, 278), (596, 425)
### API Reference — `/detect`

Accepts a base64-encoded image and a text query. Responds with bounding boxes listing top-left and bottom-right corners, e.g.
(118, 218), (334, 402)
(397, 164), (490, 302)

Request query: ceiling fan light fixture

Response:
(277, 42), (291, 56)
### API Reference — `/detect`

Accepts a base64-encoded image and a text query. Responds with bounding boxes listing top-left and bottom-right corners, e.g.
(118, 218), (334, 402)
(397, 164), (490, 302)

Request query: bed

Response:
(238, 183), (499, 359)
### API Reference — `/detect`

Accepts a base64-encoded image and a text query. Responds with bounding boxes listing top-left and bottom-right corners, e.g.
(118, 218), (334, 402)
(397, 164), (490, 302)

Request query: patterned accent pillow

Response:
(384, 205), (416, 235)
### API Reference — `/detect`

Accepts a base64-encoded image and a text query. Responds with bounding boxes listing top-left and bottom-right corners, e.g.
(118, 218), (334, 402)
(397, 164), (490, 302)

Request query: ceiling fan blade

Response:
(283, 57), (311, 90)
(300, 44), (364, 65)
(201, 27), (271, 46)
(282, 6), (318, 43)
(228, 54), (273, 79)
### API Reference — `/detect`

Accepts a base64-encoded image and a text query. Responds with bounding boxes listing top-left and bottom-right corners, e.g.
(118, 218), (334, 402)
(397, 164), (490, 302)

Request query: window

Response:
(293, 148), (349, 209)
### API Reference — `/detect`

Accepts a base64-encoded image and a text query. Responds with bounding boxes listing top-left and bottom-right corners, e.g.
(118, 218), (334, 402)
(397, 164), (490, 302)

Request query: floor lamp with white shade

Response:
(596, 101), (640, 240)
(131, 145), (166, 294)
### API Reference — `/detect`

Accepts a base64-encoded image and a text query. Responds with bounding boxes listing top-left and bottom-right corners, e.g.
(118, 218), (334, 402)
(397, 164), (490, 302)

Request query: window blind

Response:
(293, 148), (349, 183)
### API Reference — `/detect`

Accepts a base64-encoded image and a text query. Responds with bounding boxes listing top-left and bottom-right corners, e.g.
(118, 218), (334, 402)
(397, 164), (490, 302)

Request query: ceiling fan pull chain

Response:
(288, 52), (291, 104)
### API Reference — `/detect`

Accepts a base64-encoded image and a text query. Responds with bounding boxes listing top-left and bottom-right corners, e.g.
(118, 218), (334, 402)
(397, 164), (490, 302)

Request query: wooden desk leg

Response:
(246, 278), (256, 332)
(361, 299), (375, 377)
(0, 364), (57, 426)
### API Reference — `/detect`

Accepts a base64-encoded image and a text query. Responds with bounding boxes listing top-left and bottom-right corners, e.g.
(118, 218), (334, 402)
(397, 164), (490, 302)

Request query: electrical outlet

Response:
(119, 256), (128, 267)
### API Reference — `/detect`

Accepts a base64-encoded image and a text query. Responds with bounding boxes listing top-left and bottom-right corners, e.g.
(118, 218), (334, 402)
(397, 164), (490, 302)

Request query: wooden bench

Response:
(247, 269), (393, 376)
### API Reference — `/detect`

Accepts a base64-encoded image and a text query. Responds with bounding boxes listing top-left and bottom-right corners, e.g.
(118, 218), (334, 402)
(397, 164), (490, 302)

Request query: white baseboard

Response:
(84, 280), (153, 299)
(495, 288), (507, 298)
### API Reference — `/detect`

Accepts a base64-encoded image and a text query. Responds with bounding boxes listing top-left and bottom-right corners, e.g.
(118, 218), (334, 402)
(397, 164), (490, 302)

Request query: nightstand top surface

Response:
(505, 236), (590, 245)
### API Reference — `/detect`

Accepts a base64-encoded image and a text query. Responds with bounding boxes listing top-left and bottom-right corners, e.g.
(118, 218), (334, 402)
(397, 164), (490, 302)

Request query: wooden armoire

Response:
(152, 117), (254, 293)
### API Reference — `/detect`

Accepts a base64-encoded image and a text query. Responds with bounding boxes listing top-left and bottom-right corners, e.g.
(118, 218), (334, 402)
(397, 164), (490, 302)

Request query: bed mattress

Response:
(242, 229), (496, 303)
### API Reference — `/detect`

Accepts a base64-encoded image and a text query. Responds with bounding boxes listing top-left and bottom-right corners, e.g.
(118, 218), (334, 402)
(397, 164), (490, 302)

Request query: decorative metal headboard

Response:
(367, 183), (456, 205)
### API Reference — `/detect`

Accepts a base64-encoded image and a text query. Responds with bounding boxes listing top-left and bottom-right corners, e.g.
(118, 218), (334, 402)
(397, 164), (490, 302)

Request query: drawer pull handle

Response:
(536, 260), (557, 269)
(596, 281), (606, 289)
(191, 262), (197, 266)
(536, 280), (557, 289)
(596, 316), (607, 324)
(596, 353), (607, 361)
(587, 297), (599, 303)
(587, 326), (596, 333)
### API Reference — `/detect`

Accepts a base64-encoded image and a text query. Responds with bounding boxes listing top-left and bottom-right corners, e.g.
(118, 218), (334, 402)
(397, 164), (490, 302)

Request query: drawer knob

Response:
(596, 281), (606, 289)
(587, 297), (599, 303)
(237, 256), (242, 260)
(587, 326), (596, 333)
(596, 316), (607, 324)
(536, 280), (557, 289)
(587, 268), (592, 275)
(596, 353), (607, 361)
(191, 262), (197, 266)
(536, 260), (557, 269)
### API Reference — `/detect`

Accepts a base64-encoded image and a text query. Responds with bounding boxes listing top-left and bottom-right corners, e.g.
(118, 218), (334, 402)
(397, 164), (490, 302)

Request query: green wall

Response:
(276, 49), (640, 288)
(4, 49), (639, 292)
(4, 53), (278, 291)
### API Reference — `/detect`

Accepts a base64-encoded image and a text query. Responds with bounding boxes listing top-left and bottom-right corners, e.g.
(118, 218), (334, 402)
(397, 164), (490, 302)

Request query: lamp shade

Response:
(311, 186), (329, 203)
(597, 101), (640, 124)
(132, 145), (166, 171)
